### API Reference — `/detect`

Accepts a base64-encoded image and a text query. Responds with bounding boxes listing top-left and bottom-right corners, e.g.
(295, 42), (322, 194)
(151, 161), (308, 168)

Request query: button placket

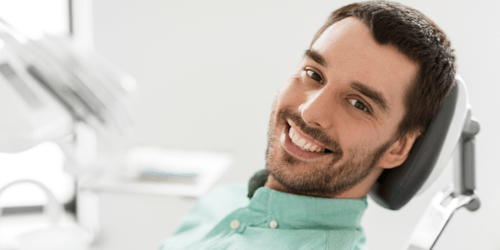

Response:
(267, 192), (279, 229)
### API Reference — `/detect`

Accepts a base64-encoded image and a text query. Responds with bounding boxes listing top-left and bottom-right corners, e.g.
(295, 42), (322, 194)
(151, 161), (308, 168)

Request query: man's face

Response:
(265, 17), (418, 197)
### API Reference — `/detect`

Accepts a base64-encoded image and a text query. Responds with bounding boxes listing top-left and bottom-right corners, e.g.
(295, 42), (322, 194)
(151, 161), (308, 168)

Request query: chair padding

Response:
(369, 84), (458, 210)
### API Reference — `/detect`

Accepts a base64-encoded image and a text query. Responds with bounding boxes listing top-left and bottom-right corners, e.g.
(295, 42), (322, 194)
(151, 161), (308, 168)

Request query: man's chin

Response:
(266, 150), (332, 192)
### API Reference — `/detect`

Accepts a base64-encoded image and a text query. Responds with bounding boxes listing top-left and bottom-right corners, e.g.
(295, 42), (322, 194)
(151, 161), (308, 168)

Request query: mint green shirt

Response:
(159, 183), (368, 250)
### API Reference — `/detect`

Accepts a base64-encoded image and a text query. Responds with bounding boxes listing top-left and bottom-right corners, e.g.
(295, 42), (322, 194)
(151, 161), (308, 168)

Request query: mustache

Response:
(278, 108), (343, 156)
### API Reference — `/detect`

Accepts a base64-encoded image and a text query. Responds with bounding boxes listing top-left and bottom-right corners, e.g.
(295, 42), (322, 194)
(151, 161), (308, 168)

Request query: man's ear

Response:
(378, 131), (421, 169)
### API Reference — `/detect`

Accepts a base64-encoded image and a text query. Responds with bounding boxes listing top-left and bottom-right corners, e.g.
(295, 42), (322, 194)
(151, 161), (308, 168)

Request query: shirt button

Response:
(269, 220), (278, 229)
(230, 219), (240, 230)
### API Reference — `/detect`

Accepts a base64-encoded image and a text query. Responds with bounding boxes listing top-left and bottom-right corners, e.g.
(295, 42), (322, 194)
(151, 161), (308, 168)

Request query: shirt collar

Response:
(249, 187), (367, 230)
(246, 170), (367, 230)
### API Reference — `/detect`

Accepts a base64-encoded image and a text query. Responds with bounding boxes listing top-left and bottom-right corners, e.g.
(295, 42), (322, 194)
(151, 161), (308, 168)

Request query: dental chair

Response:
(369, 75), (480, 250)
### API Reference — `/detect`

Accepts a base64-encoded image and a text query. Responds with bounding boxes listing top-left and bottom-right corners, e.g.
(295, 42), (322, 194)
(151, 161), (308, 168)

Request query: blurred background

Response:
(0, 0), (499, 249)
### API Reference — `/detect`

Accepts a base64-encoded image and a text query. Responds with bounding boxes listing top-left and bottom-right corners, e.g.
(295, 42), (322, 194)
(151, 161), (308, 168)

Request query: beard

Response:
(265, 106), (393, 197)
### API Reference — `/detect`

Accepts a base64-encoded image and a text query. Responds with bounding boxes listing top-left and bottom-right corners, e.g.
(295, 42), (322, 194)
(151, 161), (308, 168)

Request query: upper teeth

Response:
(289, 127), (325, 153)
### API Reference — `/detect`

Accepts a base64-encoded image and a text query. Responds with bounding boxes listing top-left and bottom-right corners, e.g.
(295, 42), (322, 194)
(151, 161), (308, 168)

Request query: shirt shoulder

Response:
(177, 182), (250, 230)
(159, 183), (250, 249)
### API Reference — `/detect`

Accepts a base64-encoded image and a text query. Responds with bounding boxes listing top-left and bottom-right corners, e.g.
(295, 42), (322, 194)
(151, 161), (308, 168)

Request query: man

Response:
(160, 1), (455, 249)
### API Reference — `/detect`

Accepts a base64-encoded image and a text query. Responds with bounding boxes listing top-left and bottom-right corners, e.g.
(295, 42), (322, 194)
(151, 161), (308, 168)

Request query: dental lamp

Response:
(369, 75), (480, 249)
(0, 16), (135, 173)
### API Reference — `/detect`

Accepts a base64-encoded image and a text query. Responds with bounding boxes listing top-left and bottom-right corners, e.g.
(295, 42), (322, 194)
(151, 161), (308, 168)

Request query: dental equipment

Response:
(0, 16), (134, 159)
(0, 17), (135, 248)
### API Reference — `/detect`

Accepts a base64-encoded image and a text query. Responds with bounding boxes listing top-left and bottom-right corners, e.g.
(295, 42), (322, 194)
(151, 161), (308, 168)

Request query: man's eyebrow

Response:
(350, 81), (390, 113)
(304, 49), (327, 67)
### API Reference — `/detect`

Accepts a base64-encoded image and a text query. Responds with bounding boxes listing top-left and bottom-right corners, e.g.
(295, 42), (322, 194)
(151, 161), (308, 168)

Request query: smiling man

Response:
(160, 1), (455, 249)
(265, 16), (421, 200)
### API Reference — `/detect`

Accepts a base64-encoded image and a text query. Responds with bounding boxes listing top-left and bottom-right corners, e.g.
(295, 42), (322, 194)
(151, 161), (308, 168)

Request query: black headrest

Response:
(369, 83), (459, 210)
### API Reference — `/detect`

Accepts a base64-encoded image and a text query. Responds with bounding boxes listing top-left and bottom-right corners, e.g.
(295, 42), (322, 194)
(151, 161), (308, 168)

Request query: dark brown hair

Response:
(312, 1), (456, 139)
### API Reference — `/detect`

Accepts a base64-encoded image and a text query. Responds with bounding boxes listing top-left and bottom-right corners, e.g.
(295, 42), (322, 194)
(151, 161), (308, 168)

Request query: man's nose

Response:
(298, 89), (337, 129)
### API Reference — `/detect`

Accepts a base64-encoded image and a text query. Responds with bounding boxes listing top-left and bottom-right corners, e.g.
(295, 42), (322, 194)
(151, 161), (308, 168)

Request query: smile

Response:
(281, 119), (333, 159)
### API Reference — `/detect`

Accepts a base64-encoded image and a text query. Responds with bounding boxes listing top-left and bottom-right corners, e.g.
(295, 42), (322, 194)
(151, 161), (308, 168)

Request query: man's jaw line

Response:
(265, 174), (340, 198)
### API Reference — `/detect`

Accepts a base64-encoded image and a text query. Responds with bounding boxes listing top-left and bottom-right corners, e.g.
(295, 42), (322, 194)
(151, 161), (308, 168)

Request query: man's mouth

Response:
(280, 119), (333, 159)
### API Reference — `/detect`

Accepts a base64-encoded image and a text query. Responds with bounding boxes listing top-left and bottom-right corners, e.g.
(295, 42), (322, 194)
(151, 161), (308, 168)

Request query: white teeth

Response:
(288, 126), (327, 153)
(289, 127), (295, 138)
(297, 138), (307, 148)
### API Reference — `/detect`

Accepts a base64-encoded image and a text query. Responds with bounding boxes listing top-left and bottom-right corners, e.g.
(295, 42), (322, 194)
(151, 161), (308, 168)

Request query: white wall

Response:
(92, 0), (500, 249)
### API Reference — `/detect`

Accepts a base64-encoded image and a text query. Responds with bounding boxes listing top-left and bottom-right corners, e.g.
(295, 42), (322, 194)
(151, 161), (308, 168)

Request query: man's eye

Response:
(348, 98), (369, 112)
(306, 69), (323, 83)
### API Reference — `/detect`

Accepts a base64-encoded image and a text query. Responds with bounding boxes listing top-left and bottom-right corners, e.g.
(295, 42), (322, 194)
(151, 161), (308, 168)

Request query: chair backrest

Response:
(369, 75), (470, 210)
